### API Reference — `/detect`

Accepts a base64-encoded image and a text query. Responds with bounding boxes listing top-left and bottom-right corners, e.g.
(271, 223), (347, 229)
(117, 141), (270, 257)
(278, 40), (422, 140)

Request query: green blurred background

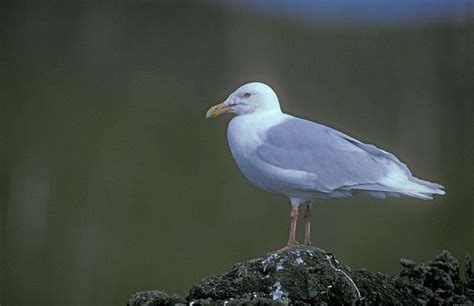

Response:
(1, 1), (473, 305)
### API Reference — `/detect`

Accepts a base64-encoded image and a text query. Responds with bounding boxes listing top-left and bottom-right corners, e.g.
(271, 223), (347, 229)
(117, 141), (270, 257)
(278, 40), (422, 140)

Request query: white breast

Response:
(226, 112), (319, 197)
(227, 110), (286, 163)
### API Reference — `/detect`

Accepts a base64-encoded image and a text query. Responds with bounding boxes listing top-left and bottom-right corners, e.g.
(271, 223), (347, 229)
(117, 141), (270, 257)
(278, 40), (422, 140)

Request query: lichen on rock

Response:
(128, 247), (474, 305)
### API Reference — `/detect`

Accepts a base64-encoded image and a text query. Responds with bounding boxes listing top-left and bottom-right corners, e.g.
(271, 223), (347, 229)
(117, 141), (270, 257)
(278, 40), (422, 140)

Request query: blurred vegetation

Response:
(0, 1), (473, 305)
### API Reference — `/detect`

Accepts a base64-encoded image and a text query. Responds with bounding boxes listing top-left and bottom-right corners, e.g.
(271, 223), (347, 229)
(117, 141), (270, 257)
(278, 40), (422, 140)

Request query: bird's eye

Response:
(243, 92), (251, 98)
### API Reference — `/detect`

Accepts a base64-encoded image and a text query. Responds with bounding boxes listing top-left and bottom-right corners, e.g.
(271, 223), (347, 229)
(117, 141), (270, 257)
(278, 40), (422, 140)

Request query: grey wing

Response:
(256, 117), (410, 193)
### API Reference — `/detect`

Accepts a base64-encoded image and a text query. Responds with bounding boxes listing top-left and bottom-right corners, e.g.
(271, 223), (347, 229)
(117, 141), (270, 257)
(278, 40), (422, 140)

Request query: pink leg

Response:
(304, 203), (312, 245)
(275, 206), (299, 253)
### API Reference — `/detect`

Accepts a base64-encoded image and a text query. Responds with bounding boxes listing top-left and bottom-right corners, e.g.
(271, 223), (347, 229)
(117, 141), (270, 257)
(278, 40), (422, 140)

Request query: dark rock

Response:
(397, 250), (468, 305)
(128, 247), (474, 305)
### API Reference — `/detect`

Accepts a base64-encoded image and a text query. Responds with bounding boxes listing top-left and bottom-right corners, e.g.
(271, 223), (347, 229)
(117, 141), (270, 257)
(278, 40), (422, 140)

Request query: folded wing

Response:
(256, 116), (444, 199)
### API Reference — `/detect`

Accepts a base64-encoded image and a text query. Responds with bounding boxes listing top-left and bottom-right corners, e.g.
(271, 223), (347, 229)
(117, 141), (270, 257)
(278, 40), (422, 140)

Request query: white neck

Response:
(230, 108), (287, 134)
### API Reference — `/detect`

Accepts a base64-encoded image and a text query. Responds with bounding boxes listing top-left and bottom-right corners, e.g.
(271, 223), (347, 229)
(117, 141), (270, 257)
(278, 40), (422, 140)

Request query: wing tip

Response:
(404, 186), (446, 200)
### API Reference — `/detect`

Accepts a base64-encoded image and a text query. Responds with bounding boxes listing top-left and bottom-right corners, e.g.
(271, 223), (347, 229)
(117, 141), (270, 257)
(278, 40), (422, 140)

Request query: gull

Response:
(206, 82), (445, 252)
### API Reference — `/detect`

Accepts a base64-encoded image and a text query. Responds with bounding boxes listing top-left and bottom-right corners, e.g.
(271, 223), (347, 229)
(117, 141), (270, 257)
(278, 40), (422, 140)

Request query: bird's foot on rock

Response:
(274, 245), (293, 253)
(273, 242), (299, 253)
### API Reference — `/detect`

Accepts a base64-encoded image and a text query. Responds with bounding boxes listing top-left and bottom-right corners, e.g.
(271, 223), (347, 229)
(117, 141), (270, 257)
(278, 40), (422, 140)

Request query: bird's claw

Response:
(273, 241), (299, 253)
(273, 245), (293, 253)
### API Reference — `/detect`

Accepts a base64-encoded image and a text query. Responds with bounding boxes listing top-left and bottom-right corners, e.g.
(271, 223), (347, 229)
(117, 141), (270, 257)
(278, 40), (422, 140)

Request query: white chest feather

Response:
(226, 112), (316, 197)
(227, 111), (286, 161)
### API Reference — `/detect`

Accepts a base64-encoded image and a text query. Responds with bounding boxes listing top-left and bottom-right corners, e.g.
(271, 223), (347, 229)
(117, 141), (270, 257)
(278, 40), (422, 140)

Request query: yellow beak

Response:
(206, 102), (231, 118)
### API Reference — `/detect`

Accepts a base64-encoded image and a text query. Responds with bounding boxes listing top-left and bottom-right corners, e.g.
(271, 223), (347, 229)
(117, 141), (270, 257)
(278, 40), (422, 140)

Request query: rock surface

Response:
(128, 246), (474, 305)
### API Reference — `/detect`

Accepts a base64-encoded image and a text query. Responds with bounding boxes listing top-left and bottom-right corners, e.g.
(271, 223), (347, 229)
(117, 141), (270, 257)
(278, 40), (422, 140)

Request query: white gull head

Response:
(206, 82), (282, 118)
